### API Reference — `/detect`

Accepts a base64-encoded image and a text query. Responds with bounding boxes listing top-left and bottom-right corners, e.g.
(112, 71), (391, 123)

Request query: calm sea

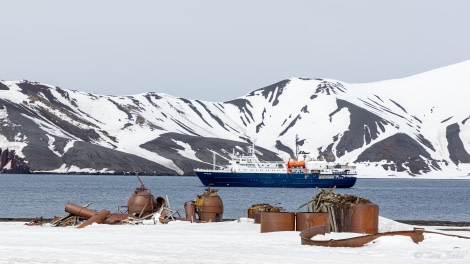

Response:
(0, 174), (469, 221)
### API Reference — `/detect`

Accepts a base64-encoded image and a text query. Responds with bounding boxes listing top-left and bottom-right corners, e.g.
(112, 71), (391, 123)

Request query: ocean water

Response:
(0, 174), (469, 221)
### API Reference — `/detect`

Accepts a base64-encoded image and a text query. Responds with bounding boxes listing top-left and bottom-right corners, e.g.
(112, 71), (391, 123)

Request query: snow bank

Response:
(1, 217), (468, 263)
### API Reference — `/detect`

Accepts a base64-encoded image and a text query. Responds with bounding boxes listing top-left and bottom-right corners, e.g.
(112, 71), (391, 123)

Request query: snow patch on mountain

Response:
(0, 134), (27, 158)
(47, 164), (115, 174)
(1, 61), (470, 177)
(172, 139), (202, 163)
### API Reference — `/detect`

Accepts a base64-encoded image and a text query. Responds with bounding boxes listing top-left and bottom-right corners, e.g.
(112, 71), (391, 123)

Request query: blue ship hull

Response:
(195, 171), (357, 188)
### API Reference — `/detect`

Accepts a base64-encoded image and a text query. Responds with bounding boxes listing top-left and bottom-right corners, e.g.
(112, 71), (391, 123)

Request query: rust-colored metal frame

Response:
(300, 225), (470, 247)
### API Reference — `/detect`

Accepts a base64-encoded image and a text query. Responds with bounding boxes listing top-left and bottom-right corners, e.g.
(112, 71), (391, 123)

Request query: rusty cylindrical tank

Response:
(296, 212), (331, 232)
(248, 204), (282, 224)
(349, 203), (379, 234)
(252, 211), (262, 224)
(195, 188), (223, 222)
(127, 186), (157, 218)
(184, 201), (196, 221)
(260, 212), (295, 233)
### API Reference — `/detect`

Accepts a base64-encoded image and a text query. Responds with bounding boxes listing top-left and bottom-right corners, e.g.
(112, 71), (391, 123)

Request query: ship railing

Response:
(327, 170), (356, 175)
(259, 161), (285, 164)
(195, 168), (227, 172)
(326, 164), (356, 169)
(326, 166), (357, 174)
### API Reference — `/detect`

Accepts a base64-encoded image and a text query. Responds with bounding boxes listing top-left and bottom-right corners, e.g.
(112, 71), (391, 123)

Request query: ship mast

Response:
(295, 134), (299, 158)
(213, 152), (216, 170)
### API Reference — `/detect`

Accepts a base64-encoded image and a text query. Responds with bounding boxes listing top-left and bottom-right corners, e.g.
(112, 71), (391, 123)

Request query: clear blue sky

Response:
(1, 0), (469, 101)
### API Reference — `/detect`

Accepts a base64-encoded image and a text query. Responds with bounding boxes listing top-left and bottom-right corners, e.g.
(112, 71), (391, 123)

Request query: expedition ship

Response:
(194, 145), (357, 188)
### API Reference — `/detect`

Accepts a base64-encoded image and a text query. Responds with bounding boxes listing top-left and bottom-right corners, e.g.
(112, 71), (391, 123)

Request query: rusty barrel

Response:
(184, 201), (196, 221)
(247, 208), (255, 218)
(349, 203), (379, 234)
(247, 209), (262, 223)
(260, 212), (295, 233)
(252, 210), (262, 224)
(296, 212), (331, 232)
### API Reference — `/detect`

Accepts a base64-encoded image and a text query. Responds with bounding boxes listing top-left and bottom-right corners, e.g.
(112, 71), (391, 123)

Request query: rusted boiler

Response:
(127, 173), (164, 218)
(194, 187), (223, 222)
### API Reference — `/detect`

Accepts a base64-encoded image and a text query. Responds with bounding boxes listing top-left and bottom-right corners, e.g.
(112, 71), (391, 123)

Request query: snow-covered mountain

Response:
(1, 61), (470, 178)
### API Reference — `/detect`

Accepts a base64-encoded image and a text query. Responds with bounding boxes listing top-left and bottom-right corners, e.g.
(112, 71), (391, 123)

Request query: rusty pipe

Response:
(77, 209), (110, 228)
(65, 202), (97, 219)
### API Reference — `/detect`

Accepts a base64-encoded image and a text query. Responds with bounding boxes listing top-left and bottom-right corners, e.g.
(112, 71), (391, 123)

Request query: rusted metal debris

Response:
(25, 216), (43, 226)
(247, 203), (284, 224)
(65, 202), (129, 228)
(248, 203), (283, 214)
(50, 202), (93, 227)
(48, 173), (184, 227)
(45, 174), (228, 227)
(298, 187), (370, 213)
(298, 187), (378, 233)
(300, 225), (470, 247)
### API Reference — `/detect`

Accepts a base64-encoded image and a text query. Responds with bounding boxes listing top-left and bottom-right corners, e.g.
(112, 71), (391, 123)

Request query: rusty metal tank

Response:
(127, 173), (159, 218)
(296, 212), (331, 232)
(251, 211), (262, 224)
(260, 212), (295, 233)
(195, 187), (223, 222)
(349, 203), (379, 234)
(184, 201), (196, 221)
(127, 186), (157, 218)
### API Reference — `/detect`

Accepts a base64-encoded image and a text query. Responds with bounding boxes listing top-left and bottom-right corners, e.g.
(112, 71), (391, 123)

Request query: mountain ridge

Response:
(1, 61), (469, 177)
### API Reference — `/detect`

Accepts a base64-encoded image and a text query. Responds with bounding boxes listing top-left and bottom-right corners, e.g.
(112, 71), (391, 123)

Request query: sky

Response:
(1, 1), (470, 101)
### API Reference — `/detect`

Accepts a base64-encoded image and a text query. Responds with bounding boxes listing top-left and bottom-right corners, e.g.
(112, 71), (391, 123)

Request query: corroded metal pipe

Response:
(65, 202), (98, 219)
(65, 202), (128, 227)
(77, 209), (110, 228)
(105, 213), (128, 225)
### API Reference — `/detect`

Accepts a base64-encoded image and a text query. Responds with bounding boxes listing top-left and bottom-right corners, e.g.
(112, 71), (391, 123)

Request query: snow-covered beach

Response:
(1, 217), (469, 264)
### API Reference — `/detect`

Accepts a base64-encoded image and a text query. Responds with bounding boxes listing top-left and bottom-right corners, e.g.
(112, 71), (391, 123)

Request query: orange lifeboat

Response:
(287, 160), (305, 168)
